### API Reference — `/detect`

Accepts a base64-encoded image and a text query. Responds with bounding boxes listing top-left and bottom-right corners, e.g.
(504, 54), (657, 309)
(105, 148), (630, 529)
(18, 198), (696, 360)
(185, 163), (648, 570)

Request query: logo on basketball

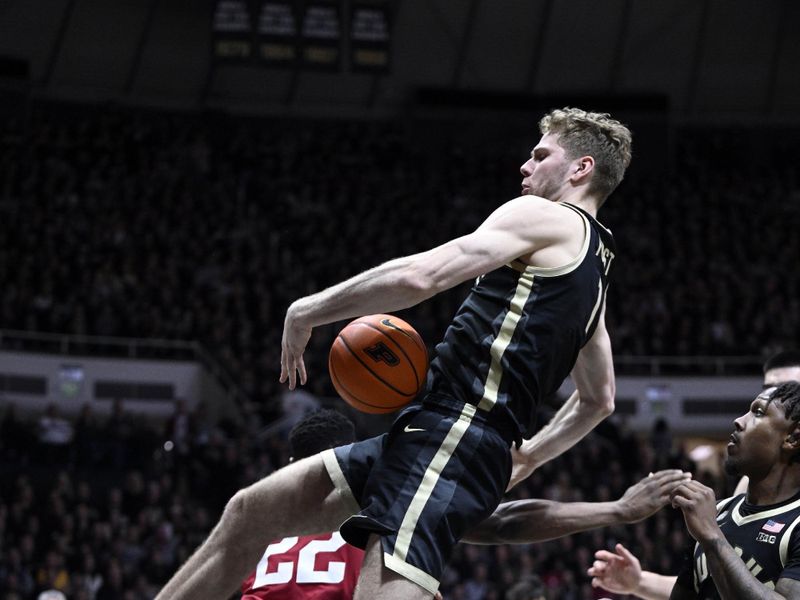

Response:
(329, 314), (428, 414)
(364, 342), (400, 366)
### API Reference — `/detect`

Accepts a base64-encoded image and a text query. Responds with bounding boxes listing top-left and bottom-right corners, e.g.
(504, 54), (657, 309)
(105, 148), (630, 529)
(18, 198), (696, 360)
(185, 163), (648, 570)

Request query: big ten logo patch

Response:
(756, 532), (777, 544)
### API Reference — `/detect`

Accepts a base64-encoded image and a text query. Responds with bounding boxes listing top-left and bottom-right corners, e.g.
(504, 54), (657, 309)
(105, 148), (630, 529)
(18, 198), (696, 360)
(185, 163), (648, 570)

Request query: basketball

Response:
(328, 314), (429, 414)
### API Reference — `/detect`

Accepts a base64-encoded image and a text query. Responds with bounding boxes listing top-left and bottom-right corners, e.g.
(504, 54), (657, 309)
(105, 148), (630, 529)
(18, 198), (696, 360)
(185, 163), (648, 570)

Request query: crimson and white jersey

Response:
(241, 532), (364, 599)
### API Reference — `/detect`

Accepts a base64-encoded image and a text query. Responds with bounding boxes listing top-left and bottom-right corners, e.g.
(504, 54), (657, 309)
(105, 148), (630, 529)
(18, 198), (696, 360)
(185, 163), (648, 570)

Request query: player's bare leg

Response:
(156, 453), (355, 600)
(353, 535), (434, 600)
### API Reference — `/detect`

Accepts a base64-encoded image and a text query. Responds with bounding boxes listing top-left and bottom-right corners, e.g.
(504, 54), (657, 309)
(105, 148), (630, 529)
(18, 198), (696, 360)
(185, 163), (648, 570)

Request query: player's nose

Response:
(520, 160), (533, 176)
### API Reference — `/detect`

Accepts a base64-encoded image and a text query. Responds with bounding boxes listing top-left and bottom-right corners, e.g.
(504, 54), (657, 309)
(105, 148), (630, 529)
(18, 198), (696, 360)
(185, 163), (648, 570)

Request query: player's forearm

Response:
(512, 389), (612, 483)
(634, 572), (677, 600)
(464, 498), (625, 545)
(289, 257), (437, 328)
(701, 537), (785, 599)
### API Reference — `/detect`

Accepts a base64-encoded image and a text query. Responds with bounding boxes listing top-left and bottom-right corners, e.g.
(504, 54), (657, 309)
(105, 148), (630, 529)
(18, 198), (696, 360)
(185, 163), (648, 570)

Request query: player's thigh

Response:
(353, 535), (432, 600)
(237, 452), (353, 537)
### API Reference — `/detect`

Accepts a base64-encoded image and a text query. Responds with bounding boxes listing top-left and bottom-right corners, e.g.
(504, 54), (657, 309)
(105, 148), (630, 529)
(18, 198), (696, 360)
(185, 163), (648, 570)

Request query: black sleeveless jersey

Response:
(426, 202), (616, 440)
(676, 491), (800, 597)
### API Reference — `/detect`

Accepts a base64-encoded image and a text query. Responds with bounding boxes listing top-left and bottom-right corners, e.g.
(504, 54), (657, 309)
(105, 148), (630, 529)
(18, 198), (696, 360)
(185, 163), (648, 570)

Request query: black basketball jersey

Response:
(675, 491), (800, 597)
(426, 202), (616, 440)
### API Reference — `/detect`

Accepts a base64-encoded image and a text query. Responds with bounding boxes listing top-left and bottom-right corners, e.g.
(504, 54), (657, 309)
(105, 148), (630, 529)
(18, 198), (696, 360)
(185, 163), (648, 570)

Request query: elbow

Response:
(584, 385), (615, 418)
(400, 263), (443, 297)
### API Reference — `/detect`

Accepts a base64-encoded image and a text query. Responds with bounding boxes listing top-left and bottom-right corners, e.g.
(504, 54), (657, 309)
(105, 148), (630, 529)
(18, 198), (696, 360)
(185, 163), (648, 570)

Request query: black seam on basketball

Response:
(330, 352), (402, 409)
(339, 334), (417, 397)
(370, 320), (427, 356)
(358, 322), (424, 389)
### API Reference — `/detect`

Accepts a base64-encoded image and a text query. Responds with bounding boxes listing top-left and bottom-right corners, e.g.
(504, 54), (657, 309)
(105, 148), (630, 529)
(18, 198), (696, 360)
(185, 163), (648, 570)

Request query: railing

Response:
(0, 329), (250, 408)
(0, 329), (765, 391)
(613, 355), (763, 376)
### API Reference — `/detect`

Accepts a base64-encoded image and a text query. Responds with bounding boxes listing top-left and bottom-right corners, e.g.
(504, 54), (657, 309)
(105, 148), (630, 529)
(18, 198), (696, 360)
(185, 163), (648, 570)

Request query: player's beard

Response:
(723, 455), (741, 477)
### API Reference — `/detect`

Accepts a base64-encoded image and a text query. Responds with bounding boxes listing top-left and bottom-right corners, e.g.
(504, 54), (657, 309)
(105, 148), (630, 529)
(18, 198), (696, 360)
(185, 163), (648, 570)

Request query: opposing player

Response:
(241, 409), (362, 600)
(588, 350), (800, 599)
(590, 382), (800, 599)
(157, 107), (633, 600)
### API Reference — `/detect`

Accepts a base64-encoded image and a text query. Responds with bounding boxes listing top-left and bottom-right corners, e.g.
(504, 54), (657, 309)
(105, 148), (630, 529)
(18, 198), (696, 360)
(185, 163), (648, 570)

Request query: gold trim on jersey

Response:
(477, 269), (536, 411)
(383, 553), (440, 594)
(390, 402), (477, 568)
(779, 513), (800, 567)
(731, 494), (800, 526)
(506, 204), (591, 278)
(321, 449), (361, 515)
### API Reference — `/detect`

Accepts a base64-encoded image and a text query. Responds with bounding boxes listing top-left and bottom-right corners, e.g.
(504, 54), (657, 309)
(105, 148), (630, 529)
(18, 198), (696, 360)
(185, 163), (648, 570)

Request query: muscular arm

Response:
(465, 470), (688, 545)
(509, 308), (615, 487)
(672, 480), (800, 599)
(281, 196), (578, 388)
(464, 497), (624, 545)
(699, 538), (798, 599)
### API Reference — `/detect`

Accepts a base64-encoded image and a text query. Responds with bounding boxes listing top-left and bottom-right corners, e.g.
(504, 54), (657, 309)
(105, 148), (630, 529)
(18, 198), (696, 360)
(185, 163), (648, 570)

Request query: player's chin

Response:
(723, 456), (740, 477)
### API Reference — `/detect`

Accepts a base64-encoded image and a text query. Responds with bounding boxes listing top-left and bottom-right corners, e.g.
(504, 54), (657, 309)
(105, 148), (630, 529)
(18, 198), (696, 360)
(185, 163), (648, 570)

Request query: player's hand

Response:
(617, 470), (692, 523)
(670, 480), (724, 545)
(588, 543), (642, 594)
(280, 304), (313, 389)
(505, 442), (537, 491)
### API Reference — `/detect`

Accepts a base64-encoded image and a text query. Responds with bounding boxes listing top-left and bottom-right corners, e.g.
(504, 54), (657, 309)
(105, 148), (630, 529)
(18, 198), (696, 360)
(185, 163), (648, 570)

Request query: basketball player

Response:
(588, 351), (800, 599)
(241, 409), (363, 599)
(589, 382), (800, 599)
(157, 107), (633, 600)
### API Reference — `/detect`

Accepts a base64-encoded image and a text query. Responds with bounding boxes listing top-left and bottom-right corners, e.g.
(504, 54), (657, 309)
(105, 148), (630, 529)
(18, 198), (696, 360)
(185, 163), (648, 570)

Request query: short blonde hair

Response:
(539, 107), (633, 201)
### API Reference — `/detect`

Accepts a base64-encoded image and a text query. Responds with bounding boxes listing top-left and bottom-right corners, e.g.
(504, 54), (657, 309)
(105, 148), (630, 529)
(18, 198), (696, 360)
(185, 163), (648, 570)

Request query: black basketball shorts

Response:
(321, 400), (513, 594)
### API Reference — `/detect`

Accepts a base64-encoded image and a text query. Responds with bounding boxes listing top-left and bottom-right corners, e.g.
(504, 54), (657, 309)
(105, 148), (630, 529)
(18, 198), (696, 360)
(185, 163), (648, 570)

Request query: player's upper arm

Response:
(407, 196), (575, 293)
(571, 306), (615, 413)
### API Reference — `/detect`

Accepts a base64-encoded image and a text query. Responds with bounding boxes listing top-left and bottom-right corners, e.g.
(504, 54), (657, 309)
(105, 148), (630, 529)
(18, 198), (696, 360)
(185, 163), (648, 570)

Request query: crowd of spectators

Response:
(2, 103), (799, 416)
(1, 100), (799, 599)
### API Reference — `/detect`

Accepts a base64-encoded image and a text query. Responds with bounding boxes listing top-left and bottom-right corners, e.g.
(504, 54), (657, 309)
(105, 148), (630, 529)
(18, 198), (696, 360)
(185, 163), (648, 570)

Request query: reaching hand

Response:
(618, 470), (692, 523)
(588, 543), (642, 594)
(279, 305), (313, 390)
(670, 480), (724, 544)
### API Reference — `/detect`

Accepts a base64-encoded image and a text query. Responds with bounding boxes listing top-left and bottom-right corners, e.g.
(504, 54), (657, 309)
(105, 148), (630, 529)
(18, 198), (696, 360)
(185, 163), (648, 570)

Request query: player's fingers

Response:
(656, 471), (695, 492)
(588, 561), (607, 575)
(615, 543), (636, 563)
(298, 356), (307, 386)
(286, 355), (298, 390)
(279, 349), (288, 383)
(594, 550), (617, 562)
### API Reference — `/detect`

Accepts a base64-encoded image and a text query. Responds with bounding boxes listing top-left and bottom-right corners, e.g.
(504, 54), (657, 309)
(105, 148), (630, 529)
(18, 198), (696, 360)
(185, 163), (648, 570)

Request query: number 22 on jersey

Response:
(252, 533), (349, 588)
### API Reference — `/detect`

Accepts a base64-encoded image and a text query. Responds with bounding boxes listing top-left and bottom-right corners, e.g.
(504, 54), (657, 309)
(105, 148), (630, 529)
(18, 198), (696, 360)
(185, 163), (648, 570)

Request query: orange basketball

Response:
(328, 314), (428, 414)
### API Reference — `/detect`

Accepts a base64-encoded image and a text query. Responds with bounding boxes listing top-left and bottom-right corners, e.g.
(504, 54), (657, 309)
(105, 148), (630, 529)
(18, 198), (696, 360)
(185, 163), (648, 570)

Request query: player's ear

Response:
(783, 425), (800, 452)
(570, 156), (595, 183)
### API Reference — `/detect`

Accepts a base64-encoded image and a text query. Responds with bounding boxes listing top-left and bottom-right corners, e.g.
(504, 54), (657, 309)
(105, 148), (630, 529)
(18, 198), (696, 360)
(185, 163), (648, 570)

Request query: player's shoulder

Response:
(489, 196), (583, 229)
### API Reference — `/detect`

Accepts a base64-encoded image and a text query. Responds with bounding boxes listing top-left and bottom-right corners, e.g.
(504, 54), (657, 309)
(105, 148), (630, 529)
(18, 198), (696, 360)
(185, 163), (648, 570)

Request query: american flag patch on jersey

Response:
(763, 520), (785, 533)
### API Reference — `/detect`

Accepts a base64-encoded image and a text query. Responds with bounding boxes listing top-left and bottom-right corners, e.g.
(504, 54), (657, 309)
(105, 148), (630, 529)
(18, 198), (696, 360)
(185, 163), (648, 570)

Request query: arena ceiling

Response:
(1, 0), (799, 121)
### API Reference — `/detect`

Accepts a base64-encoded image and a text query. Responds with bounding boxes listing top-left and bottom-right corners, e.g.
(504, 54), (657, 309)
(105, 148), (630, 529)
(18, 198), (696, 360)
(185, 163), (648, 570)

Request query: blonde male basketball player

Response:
(157, 108), (633, 600)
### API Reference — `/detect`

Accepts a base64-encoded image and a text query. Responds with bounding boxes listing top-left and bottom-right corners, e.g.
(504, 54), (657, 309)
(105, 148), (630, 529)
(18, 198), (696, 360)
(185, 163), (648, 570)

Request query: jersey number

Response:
(252, 533), (347, 588)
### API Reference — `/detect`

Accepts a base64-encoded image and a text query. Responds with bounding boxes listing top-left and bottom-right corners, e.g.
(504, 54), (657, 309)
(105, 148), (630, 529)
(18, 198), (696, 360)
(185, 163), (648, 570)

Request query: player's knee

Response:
(221, 488), (249, 534)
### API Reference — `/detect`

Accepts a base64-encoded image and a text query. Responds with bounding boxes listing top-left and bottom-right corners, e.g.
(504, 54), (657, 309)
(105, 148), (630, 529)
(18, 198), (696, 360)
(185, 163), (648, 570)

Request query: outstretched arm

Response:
(509, 307), (615, 488)
(464, 470), (689, 545)
(588, 543), (677, 600)
(281, 196), (579, 388)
